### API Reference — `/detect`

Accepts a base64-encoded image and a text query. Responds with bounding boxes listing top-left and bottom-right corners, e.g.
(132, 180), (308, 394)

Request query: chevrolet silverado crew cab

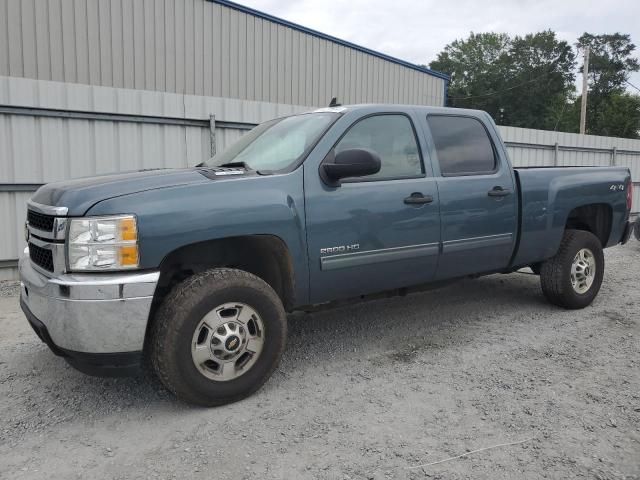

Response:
(20, 105), (635, 406)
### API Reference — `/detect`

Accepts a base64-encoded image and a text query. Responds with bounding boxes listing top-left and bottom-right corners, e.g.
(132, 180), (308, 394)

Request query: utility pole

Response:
(579, 46), (590, 134)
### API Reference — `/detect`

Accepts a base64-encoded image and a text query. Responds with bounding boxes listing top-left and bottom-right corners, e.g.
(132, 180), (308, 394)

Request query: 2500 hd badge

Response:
(320, 244), (360, 255)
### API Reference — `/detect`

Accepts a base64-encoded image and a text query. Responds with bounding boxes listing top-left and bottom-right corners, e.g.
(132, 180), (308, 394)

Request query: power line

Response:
(626, 80), (640, 93)
(447, 69), (554, 100)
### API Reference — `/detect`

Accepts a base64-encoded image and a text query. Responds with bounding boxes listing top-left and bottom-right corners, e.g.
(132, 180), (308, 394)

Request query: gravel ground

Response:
(1, 244), (639, 480)
(0, 281), (19, 298)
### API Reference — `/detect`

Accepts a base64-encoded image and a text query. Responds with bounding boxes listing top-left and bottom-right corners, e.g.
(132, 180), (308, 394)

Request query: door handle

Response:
(488, 186), (511, 197)
(404, 192), (434, 205)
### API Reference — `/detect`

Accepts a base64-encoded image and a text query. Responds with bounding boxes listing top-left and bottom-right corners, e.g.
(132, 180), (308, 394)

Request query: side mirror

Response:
(321, 148), (381, 186)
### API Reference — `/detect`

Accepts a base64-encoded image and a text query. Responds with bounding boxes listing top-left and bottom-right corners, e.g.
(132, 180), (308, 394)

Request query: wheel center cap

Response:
(225, 335), (241, 352)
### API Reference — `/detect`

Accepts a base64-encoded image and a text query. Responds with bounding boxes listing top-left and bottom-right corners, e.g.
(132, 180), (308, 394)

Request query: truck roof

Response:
(311, 104), (492, 119)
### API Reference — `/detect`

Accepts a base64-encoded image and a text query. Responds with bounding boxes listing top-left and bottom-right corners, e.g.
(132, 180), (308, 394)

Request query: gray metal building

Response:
(0, 0), (449, 105)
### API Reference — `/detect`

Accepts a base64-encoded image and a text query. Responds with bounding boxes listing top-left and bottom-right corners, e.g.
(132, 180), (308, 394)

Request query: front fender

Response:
(86, 169), (310, 304)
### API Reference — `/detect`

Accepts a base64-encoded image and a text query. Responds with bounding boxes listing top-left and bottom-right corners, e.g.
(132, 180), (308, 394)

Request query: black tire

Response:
(530, 263), (542, 275)
(149, 268), (287, 407)
(634, 221), (640, 241)
(540, 229), (604, 309)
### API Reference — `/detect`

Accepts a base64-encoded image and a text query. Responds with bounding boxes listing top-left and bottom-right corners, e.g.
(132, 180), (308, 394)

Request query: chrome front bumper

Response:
(19, 247), (159, 354)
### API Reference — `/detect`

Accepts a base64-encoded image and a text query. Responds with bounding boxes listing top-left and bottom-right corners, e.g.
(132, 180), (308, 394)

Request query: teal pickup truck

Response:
(20, 105), (635, 406)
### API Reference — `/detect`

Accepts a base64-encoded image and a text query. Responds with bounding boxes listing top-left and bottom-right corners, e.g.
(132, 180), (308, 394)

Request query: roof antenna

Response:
(329, 97), (341, 107)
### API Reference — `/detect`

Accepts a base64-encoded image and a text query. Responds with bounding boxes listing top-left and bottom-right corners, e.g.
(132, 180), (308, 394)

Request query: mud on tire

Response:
(149, 268), (287, 407)
(540, 229), (604, 310)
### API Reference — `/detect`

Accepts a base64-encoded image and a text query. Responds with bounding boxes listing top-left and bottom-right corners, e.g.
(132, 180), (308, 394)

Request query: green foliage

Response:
(577, 33), (639, 96)
(429, 32), (511, 115)
(430, 31), (640, 138)
(583, 93), (640, 139)
(503, 32), (577, 129)
(576, 33), (640, 137)
(430, 30), (576, 130)
(544, 95), (580, 133)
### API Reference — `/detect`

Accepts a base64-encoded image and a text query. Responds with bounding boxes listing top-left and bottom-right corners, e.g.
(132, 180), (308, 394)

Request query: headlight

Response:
(67, 215), (139, 271)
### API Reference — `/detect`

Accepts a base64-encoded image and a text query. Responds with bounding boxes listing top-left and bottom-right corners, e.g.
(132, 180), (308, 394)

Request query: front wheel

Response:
(540, 229), (604, 309)
(149, 268), (287, 406)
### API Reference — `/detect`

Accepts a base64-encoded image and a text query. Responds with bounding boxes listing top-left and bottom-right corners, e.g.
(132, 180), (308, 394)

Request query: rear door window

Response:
(427, 116), (497, 176)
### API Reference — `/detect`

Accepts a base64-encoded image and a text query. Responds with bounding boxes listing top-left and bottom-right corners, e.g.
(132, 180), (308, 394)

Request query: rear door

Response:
(424, 114), (518, 279)
(304, 110), (441, 303)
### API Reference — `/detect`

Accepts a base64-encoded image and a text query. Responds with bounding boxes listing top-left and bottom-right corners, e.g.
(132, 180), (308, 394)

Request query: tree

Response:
(577, 33), (640, 137)
(429, 32), (511, 115)
(430, 31), (576, 130)
(578, 33), (639, 95)
(544, 94), (581, 133)
(503, 31), (576, 129)
(580, 92), (640, 139)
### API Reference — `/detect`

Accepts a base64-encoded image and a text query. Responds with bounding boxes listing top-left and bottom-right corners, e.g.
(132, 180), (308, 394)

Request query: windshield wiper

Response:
(213, 161), (275, 175)
(195, 161), (254, 170)
(197, 161), (274, 175)
(214, 161), (254, 170)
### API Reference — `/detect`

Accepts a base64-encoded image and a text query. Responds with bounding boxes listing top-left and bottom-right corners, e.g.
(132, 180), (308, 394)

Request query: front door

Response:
(304, 111), (441, 304)
(425, 114), (518, 279)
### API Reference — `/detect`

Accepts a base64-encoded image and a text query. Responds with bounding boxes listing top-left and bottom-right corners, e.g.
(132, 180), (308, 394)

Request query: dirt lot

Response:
(1, 244), (639, 480)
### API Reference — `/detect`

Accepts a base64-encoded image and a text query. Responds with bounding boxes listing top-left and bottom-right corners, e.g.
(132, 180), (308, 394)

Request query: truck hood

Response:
(30, 167), (251, 216)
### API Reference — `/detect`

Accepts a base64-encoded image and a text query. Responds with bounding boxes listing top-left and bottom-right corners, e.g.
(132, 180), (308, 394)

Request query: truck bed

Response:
(511, 166), (631, 267)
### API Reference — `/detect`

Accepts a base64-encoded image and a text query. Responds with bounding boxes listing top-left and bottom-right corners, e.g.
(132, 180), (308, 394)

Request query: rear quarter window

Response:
(427, 115), (497, 176)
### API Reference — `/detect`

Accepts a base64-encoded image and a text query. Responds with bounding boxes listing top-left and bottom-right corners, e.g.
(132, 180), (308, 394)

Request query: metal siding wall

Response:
(0, 267), (18, 281)
(0, 75), (311, 182)
(499, 126), (640, 168)
(499, 125), (640, 213)
(0, 191), (30, 264)
(0, 0), (445, 106)
(0, 0), (8, 77)
(0, 75), (310, 273)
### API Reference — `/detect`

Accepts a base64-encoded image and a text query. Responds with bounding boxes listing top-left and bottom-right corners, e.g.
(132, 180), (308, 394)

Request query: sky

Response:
(239, 0), (640, 94)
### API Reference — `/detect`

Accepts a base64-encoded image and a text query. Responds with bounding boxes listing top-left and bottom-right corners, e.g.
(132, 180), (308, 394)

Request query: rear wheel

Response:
(149, 268), (287, 406)
(540, 229), (604, 309)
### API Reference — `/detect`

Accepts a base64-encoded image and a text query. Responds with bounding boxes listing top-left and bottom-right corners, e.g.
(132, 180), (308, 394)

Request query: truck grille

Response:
(27, 210), (55, 231)
(29, 243), (54, 272)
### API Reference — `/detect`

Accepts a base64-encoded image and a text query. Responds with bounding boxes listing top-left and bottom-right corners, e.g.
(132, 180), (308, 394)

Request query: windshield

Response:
(207, 112), (338, 171)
